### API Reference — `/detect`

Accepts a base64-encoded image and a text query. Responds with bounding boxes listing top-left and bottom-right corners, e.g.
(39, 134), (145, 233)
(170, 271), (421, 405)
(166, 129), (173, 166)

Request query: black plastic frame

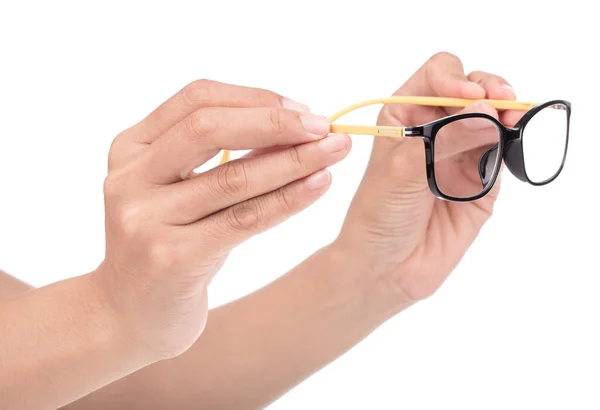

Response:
(403, 100), (571, 202)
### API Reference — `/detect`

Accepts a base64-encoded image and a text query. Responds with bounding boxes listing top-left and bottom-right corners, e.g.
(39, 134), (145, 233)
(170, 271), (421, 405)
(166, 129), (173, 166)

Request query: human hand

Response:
(334, 52), (519, 304)
(95, 80), (351, 359)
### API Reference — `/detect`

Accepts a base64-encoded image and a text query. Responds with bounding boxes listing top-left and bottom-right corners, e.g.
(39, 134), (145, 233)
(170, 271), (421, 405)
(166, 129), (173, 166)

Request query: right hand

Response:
(95, 80), (351, 359)
(335, 53), (516, 304)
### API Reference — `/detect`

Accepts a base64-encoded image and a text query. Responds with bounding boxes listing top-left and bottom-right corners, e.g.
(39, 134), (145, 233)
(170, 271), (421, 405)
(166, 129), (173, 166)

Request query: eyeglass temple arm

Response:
(328, 96), (539, 136)
(219, 97), (541, 164)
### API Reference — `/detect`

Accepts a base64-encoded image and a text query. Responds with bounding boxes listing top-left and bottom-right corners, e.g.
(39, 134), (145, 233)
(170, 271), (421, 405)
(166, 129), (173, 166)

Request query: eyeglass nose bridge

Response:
(504, 127), (521, 140)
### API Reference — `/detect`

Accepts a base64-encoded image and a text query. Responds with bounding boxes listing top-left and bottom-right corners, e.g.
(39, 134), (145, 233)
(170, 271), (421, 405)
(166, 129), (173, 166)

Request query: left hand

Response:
(334, 52), (522, 304)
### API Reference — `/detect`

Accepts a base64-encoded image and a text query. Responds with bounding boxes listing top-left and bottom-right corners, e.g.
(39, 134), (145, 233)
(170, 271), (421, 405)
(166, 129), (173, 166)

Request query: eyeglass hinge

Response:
(403, 127), (423, 137)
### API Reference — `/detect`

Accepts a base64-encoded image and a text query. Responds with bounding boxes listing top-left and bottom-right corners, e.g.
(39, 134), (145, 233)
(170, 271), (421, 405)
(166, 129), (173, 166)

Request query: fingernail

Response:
(318, 133), (347, 153)
(305, 169), (331, 191)
(300, 113), (330, 138)
(282, 98), (310, 113)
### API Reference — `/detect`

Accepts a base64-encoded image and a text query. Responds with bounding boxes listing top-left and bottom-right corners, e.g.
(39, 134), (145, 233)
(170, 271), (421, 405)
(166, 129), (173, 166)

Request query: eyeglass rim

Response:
(516, 100), (571, 187)
(424, 113), (506, 202)
(416, 99), (571, 201)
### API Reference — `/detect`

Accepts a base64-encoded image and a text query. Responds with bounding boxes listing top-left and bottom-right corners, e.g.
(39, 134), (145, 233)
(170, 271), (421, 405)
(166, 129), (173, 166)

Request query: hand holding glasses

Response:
(220, 97), (571, 202)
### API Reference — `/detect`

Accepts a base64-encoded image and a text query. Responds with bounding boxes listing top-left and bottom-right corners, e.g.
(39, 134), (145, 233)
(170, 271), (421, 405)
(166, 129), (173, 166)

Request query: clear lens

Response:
(434, 117), (502, 199)
(522, 104), (568, 183)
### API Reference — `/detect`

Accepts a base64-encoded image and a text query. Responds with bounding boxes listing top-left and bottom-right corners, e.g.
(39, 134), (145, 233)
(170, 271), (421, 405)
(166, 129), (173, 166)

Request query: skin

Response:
(0, 52), (522, 409)
(0, 81), (351, 410)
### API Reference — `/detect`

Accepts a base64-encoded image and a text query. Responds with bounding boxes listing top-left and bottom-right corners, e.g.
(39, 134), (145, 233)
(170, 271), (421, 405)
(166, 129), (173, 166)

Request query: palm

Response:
(419, 194), (496, 285)
(341, 134), (499, 300)
(338, 53), (512, 301)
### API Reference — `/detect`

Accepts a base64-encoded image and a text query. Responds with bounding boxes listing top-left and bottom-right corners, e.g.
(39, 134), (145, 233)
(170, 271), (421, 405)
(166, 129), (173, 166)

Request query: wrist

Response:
(0, 272), (155, 409)
(322, 240), (415, 318)
(90, 261), (209, 361)
(84, 269), (159, 365)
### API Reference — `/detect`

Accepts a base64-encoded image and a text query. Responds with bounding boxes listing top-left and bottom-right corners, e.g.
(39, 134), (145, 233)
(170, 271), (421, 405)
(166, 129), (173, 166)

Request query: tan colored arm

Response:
(64, 245), (404, 410)
(220, 96), (538, 163)
(0, 270), (32, 301)
(327, 96), (537, 123)
(0, 272), (148, 410)
(329, 124), (405, 137)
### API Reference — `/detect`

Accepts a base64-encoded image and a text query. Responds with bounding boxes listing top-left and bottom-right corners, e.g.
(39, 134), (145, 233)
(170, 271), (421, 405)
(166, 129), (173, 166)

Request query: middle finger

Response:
(136, 106), (331, 185)
(157, 133), (351, 225)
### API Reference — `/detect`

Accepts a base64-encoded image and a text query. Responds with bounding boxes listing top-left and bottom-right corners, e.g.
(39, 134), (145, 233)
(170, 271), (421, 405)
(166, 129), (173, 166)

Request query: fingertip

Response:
(342, 133), (353, 152)
(462, 81), (486, 99)
(318, 133), (351, 154)
(304, 169), (332, 191)
(299, 113), (331, 140)
(499, 84), (517, 100)
(501, 110), (525, 127)
(482, 82), (516, 101)
(465, 101), (499, 120)
(335, 133), (353, 158)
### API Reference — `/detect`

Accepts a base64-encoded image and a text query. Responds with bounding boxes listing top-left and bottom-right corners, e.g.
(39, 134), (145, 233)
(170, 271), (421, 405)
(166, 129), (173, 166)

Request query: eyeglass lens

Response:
(433, 117), (502, 199)
(522, 103), (569, 184)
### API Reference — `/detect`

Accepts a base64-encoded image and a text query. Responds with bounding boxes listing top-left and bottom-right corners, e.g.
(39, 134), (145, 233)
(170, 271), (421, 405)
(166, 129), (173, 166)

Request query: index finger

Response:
(467, 71), (525, 126)
(127, 80), (310, 144)
(136, 107), (331, 184)
(399, 52), (485, 99)
(380, 52), (487, 126)
(426, 52), (486, 99)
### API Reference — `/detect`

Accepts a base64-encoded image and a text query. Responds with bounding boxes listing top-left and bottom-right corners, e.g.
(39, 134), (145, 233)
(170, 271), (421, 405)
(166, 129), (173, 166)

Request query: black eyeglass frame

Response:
(403, 100), (572, 202)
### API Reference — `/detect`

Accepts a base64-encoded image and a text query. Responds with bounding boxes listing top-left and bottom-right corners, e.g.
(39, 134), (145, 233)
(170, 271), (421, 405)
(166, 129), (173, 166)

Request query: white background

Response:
(1, 1), (599, 409)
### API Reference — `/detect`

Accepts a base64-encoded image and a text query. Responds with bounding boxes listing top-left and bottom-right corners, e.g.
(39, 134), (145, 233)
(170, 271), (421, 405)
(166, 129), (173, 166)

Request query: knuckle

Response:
(275, 186), (296, 213)
(109, 132), (125, 152)
(468, 70), (493, 84)
(114, 202), (146, 239)
(189, 110), (218, 141)
(468, 70), (485, 78)
(213, 162), (249, 197)
(147, 241), (183, 272)
(103, 174), (123, 200)
(495, 74), (509, 84)
(286, 145), (303, 169)
(267, 107), (287, 135)
(227, 203), (260, 232)
(430, 51), (460, 65)
(255, 88), (283, 108)
(386, 140), (425, 178)
(107, 133), (127, 169)
(380, 104), (409, 126)
(183, 79), (215, 105)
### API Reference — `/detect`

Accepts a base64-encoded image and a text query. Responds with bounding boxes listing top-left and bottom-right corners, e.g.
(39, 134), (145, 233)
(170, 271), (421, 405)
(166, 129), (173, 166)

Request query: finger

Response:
(159, 133), (351, 224)
(466, 71), (528, 127)
(186, 145), (285, 177)
(467, 71), (516, 100)
(426, 53), (486, 99)
(241, 145), (292, 160)
(189, 169), (332, 256)
(137, 107), (331, 184)
(501, 110), (526, 127)
(487, 164), (504, 199)
(381, 52), (486, 127)
(432, 102), (500, 161)
(127, 80), (310, 144)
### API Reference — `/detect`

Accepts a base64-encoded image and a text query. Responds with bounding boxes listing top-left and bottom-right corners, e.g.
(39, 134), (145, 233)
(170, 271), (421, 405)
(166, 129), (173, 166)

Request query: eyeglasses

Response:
(220, 97), (571, 202)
